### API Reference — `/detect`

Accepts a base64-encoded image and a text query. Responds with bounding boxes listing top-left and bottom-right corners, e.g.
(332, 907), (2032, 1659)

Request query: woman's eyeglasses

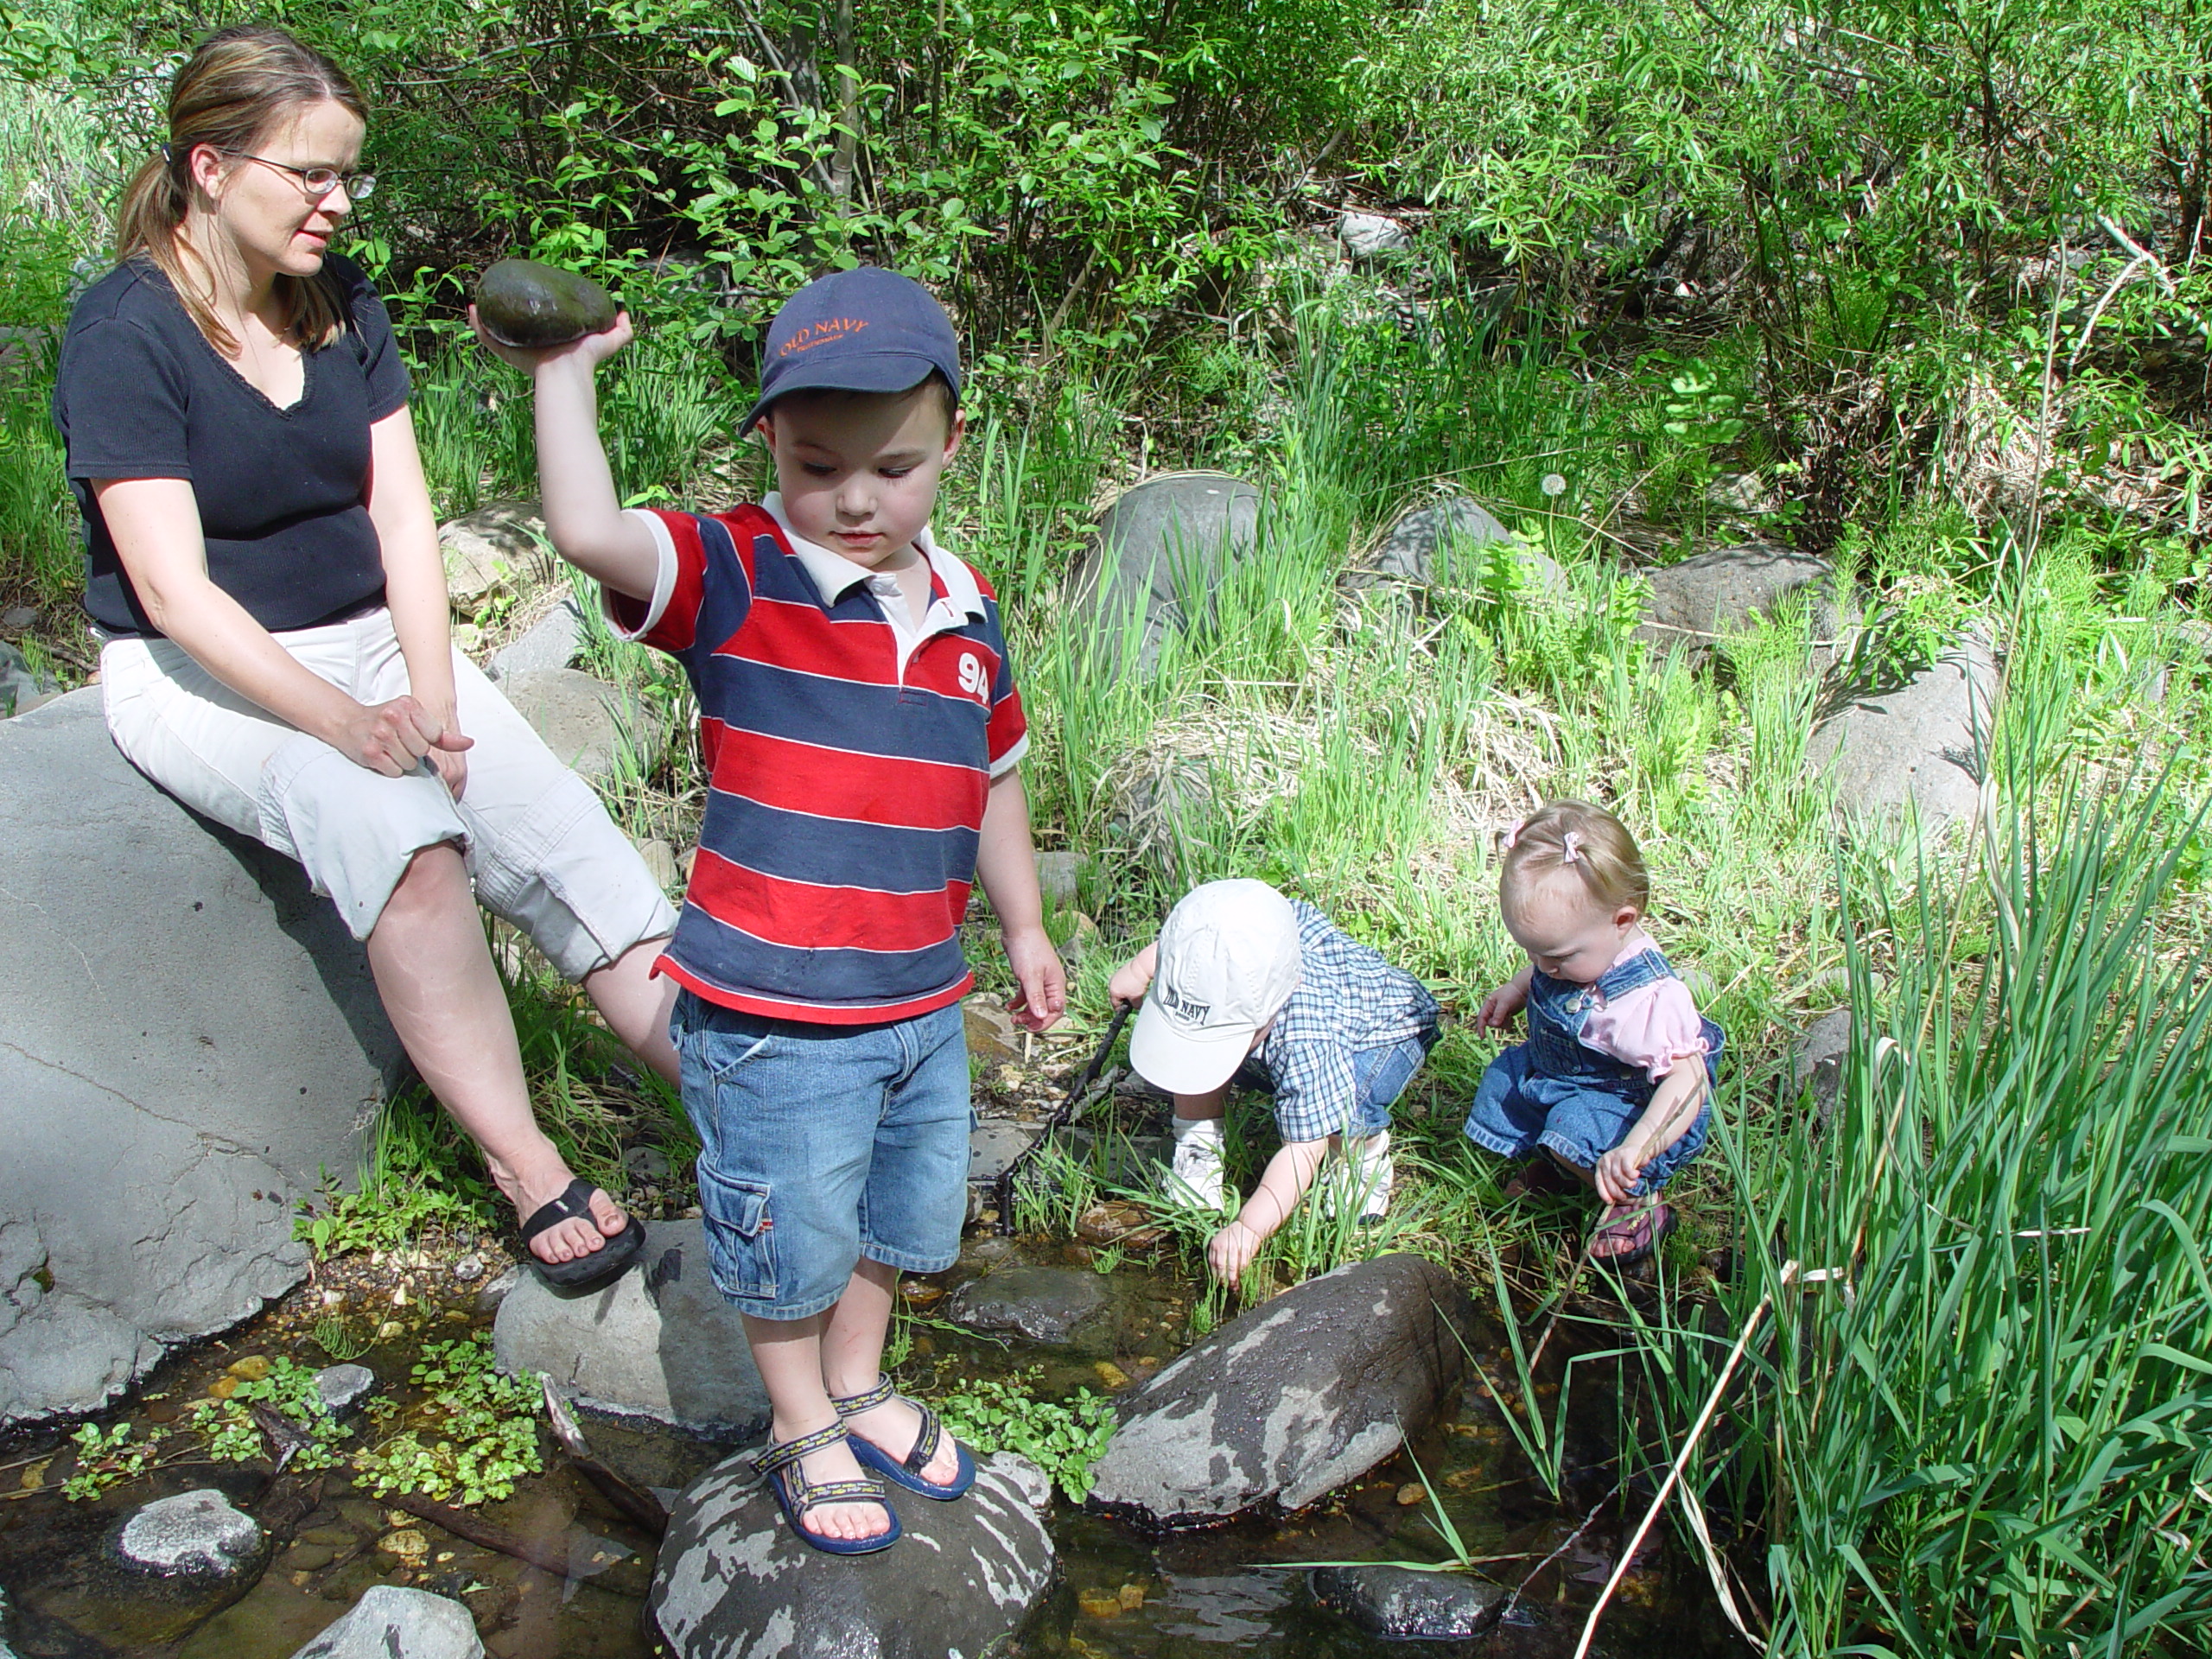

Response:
(234, 153), (377, 201)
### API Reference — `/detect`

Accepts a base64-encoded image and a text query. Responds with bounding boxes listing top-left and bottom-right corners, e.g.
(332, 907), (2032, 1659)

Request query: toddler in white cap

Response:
(1110, 879), (1440, 1281)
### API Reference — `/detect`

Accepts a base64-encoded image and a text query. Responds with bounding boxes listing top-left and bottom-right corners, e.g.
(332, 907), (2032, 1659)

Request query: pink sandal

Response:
(1590, 1201), (1673, 1265)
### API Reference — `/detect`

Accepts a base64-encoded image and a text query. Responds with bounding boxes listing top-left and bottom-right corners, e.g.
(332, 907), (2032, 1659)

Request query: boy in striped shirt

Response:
(481, 269), (1063, 1555)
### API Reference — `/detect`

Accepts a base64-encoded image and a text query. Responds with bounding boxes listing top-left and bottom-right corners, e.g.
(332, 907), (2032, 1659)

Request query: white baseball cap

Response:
(1130, 879), (1303, 1095)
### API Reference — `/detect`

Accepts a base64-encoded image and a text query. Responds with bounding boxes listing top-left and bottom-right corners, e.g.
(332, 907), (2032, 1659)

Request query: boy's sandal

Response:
(1589, 1201), (1674, 1267)
(753, 1422), (902, 1555)
(1502, 1156), (1580, 1201)
(521, 1177), (645, 1292)
(831, 1377), (976, 1500)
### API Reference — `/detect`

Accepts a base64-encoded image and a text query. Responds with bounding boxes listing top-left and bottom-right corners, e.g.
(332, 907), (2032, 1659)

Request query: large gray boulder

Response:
(488, 594), (585, 682)
(1065, 473), (1262, 677)
(499, 666), (666, 786)
(439, 500), (547, 609)
(1808, 634), (1995, 829)
(949, 1264), (1112, 1345)
(1635, 543), (1838, 650)
(648, 1450), (1056, 1658)
(493, 1220), (771, 1440)
(291, 1585), (484, 1659)
(1086, 1254), (1476, 1528)
(0, 691), (403, 1428)
(1344, 495), (1566, 600)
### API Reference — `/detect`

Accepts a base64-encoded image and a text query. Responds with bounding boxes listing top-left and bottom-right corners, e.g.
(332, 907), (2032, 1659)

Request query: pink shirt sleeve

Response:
(1581, 976), (1707, 1082)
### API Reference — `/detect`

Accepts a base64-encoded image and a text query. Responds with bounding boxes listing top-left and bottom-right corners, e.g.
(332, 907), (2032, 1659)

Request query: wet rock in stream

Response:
(1308, 1563), (1504, 1639)
(1086, 1254), (1478, 1527)
(948, 1264), (1111, 1344)
(289, 1585), (482, 1658)
(94, 1488), (273, 1642)
(647, 1451), (1056, 1658)
(493, 1220), (770, 1440)
(312, 1363), (376, 1416)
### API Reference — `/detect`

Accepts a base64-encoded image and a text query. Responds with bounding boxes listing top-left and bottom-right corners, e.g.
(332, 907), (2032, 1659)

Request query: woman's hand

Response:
(332, 694), (474, 779)
(470, 306), (634, 375)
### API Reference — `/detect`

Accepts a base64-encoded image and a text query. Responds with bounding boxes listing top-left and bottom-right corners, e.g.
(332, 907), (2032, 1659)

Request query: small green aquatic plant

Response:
(932, 1369), (1114, 1503)
(352, 1335), (543, 1505)
(194, 1356), (353, 1473)
(60, 1421), (161, 1501)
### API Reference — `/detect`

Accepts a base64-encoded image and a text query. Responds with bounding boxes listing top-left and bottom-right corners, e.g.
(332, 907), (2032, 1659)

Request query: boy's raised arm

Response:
(471, 308), (659, 602)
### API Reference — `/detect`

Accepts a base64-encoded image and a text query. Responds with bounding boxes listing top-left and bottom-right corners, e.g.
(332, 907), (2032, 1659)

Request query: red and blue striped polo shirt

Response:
(607, 496), (1027, 1024)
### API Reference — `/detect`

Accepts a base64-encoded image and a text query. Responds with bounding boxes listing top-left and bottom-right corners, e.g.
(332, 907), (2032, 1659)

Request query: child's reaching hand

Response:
(1478, 965), (1532, 1031)
(1593, 1139), (1649, 1205)
(1207, 1217), (1263, 1283)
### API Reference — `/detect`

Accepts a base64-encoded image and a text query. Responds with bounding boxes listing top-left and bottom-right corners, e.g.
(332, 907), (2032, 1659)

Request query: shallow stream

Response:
(0, 1230), (1745, 1658)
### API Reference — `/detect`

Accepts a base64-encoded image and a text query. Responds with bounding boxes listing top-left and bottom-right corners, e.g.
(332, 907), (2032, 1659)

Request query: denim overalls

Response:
(1464, 947), (1723, 1197)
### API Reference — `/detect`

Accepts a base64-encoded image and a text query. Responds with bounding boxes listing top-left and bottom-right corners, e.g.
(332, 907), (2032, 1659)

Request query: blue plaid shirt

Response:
(1235, 901), (1440, 1141)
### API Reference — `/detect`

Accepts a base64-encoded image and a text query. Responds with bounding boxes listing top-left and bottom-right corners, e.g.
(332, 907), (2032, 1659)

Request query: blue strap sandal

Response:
(832, 1377), (976, 1501)
(753, 1422), (901, 1555)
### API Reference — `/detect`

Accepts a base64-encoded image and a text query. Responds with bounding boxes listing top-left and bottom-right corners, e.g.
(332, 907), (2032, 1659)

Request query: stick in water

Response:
(1569, 1261), (1798, 1659)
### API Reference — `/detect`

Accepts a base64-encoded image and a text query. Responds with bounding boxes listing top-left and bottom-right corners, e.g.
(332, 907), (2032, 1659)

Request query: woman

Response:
(52, 24), (678, 1289)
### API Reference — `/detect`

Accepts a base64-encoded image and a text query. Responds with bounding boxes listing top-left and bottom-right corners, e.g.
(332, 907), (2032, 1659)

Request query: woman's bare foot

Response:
(841, 1391), (963, 1487)
(496, 1147), (629, 1266)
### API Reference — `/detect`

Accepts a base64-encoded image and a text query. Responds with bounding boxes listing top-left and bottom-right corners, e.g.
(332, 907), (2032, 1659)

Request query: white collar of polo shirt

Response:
(760, 493), (986, 626)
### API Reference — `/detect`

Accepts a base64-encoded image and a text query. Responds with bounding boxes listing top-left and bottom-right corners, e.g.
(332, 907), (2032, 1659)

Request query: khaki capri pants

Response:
(100, 606), (677, 979)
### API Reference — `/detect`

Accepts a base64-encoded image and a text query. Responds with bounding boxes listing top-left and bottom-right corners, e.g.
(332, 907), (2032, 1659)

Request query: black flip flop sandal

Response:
(522, 1177), (644, 1292)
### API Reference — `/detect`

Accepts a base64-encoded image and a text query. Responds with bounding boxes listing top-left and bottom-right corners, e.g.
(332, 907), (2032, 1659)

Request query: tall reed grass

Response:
(1622, 755), (2212, 1654)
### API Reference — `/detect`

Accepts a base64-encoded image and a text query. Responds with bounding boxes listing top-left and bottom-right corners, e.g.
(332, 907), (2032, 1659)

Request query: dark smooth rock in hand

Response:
(289, 1585), (484, 1658)
(1086, 1254), (1478, 1527)
(475, 259), (618, 349)
(1309, 1564), (1503, 1639)
(948, 1264), (1111, 1344)
(647, 1451), (1056, 1658)
(1065, 472), (1262, 677)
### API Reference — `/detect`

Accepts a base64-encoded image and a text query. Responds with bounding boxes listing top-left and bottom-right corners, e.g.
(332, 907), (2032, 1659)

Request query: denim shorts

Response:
(1463, 1044), (1711, 1198)
(1231, 1028), (1434, 1141)
(671, 991), (970, 1320)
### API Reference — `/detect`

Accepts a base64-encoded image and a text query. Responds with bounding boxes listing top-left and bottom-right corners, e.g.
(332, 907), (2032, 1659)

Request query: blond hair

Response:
(114, 24), (365, 355)
(1498, 798), (1649, 917)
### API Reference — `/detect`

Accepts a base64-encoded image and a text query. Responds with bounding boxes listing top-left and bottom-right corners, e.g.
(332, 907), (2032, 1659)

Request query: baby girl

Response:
(1464, 799), (1723, 1263)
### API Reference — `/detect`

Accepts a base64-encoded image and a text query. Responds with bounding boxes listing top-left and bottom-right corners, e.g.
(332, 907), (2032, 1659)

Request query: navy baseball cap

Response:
(741, 267), (961, 435)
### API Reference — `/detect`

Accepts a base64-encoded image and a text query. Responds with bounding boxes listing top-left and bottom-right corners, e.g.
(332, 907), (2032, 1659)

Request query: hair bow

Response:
(1560, 830), (1584, 865)
(1500, 817), (1527, 851)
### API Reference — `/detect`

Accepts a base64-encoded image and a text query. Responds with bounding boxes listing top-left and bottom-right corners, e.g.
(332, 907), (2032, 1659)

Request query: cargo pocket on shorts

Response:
(696, 1165), (778, 1301)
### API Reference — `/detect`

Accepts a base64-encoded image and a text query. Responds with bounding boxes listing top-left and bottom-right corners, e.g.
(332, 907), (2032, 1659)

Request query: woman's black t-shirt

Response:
(52, 253), (413, 638)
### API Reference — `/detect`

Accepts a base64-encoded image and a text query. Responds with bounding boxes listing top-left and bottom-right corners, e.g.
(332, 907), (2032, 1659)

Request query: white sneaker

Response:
(1166, 1118), (1225, 1211)
(1323, 1131), (1393, 1224)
